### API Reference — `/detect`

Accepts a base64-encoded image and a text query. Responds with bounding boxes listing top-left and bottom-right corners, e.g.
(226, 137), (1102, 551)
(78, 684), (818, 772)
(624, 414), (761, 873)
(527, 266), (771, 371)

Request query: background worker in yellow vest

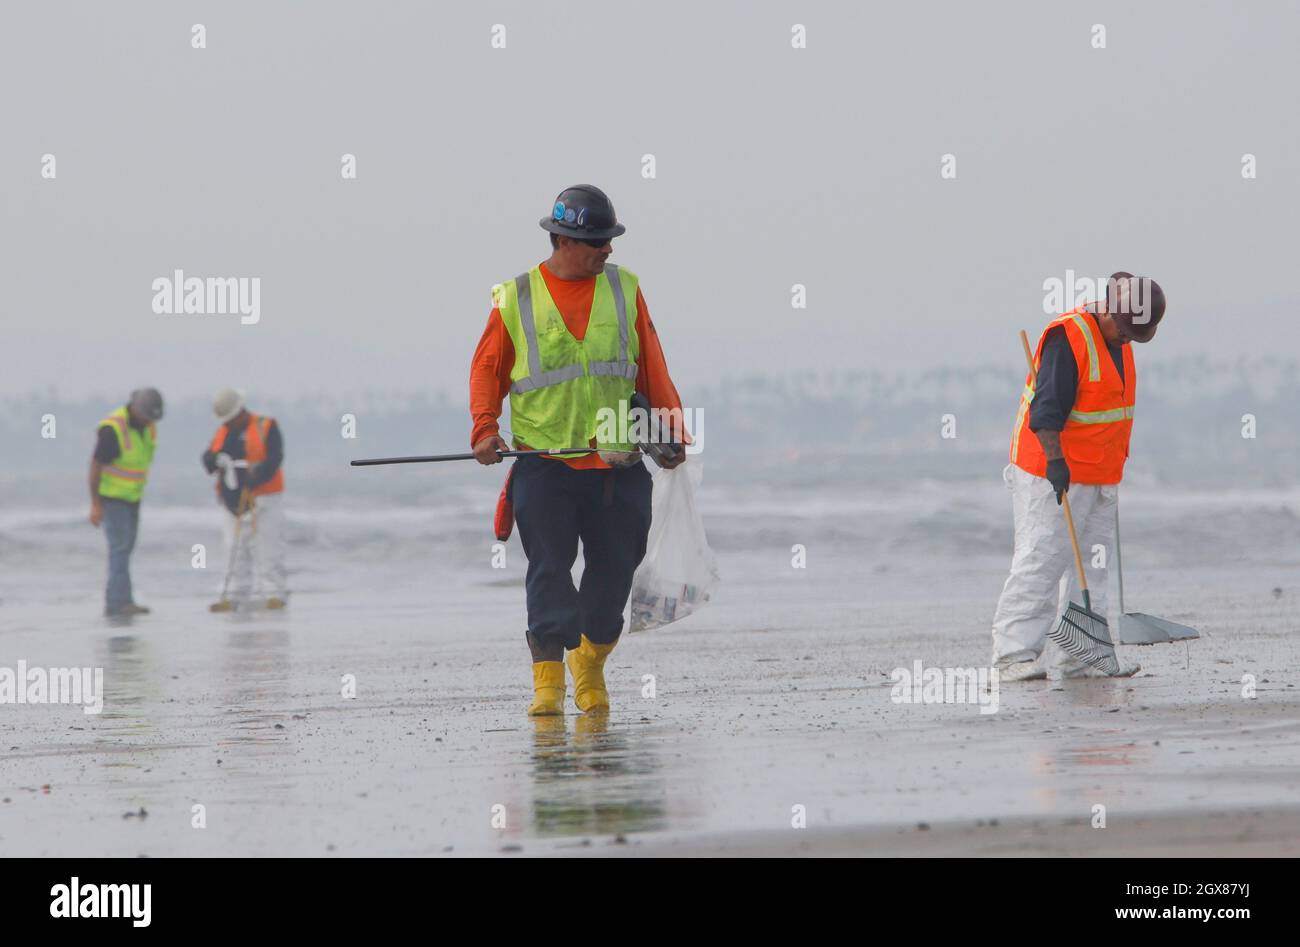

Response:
(992, 274), (1166, 681)
(202, 388), (288, 609)
(470, 185), (688, 717)
(89, 387), (163, 617)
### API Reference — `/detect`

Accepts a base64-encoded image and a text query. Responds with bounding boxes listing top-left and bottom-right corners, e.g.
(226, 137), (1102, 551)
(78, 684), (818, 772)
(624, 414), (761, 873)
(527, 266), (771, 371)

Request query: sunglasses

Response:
(575, 236), (611, 249)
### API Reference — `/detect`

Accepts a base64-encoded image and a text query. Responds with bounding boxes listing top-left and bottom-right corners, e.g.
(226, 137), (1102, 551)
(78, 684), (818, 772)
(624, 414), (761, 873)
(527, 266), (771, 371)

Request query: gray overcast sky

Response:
(2, 1), (1297, 403)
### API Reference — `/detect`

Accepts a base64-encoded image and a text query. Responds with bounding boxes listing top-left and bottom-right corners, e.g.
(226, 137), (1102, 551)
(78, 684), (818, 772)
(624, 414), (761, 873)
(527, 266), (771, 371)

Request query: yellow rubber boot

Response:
(526, 661), (566, 716)
(566, 636), (616, 713)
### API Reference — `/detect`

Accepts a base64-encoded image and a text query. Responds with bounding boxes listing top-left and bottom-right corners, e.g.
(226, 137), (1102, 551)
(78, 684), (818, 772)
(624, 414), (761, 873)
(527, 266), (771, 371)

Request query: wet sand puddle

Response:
(521, 715), (670, 842)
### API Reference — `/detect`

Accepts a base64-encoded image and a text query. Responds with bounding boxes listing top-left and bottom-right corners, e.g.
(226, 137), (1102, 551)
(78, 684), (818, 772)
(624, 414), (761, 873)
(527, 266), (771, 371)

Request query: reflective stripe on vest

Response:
(507, 264), (637, 395)
(1013, 384), (1133, 434)
(245, 414), (283, 496)
(209, 413), (284, 497)
(98, 407), (155, 502)
(1069, 405), (1135, 424)
(1009, 308), (1136, 485)
(1009, 382), (1033, 464)
(106, 415), (133, 451)
(497, 264), (641, 452)
(103, 465), (146, 480)
(1063, 311), (1101, 382)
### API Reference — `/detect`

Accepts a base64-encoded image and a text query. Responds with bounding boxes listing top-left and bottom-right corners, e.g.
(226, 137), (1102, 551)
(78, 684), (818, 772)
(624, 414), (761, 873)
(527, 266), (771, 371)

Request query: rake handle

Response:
(219, 489), (253, 604)
(1060, 494), (1089, 597)
(1019, 329), (1089, 597)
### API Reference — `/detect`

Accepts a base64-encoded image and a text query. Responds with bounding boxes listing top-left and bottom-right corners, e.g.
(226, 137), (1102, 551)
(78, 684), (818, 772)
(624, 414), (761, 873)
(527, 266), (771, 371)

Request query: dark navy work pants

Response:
(510, 455), (652, 652)
(102, 497), (140, 611)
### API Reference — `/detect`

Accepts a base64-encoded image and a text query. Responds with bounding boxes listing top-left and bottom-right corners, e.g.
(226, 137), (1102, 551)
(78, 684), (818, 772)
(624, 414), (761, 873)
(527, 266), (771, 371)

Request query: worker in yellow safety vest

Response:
(470, 185), (688, 717)
(89, 388), (163, 618)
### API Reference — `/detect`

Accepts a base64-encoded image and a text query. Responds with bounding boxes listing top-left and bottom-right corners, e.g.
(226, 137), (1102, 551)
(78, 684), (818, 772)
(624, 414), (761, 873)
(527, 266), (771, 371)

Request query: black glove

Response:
(1046, 457), (1070, 505)
(630, 391), (685, 468)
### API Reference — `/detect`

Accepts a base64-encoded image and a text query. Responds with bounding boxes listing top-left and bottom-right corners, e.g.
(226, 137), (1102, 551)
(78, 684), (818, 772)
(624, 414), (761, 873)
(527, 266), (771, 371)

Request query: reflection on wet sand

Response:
(97, 634), (154, 735)
(1047, 678), (1150, 767)
(221, 629), (292, 757)
(527, 714), (668, 839)
(92, 634), (161, 817)
(1057, 742), (1147, 767)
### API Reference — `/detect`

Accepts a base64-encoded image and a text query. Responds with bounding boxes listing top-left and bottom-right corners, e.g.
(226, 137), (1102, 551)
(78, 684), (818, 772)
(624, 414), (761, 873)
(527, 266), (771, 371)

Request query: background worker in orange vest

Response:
(89, 387), (163, 617)
(992, 273), (1166, 680)
(202, 388), (288, 610)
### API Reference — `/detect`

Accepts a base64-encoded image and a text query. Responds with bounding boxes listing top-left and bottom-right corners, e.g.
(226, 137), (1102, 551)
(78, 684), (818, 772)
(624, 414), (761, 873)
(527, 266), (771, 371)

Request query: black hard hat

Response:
(129, 387), (164, 421)
(539, 184), (626, 241)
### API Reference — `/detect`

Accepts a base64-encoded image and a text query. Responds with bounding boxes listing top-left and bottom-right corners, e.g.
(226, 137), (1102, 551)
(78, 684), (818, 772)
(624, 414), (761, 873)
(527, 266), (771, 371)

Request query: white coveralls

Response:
(220, 492), (288, 602)
(990, 462), (1117, 669)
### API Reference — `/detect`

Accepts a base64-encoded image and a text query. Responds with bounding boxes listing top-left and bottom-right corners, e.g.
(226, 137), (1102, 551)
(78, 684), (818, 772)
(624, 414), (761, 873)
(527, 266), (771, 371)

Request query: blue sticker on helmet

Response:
(576, 208), (587, 226)
(564, 208), (576, 223)
(553, 202), (566, 221)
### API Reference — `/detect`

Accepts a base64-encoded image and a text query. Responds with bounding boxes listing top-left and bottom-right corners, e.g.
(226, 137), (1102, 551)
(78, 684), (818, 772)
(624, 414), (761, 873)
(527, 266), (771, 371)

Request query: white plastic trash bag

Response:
(629, 459), (719, 632)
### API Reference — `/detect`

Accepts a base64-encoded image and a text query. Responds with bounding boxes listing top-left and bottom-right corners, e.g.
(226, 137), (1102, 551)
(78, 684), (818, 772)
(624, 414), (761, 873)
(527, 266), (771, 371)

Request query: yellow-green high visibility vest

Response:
(494, 263), (641, 452)
(97, 406), (157, 502)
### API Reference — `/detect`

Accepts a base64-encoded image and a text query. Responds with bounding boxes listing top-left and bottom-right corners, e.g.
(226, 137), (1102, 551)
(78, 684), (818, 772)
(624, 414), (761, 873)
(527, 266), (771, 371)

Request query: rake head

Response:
(1048, 598), (1120, 675)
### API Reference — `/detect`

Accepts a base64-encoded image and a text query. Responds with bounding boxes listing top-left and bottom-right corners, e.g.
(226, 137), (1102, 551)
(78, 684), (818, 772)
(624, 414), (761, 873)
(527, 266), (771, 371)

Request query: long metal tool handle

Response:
(219, 489), (252, 603)
(1019, 329), (1090, 599)
(351, 447), (598, 467)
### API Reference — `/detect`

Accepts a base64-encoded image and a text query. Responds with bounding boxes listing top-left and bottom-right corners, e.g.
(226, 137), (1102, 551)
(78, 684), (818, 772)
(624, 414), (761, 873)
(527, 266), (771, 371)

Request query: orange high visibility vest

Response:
(1011, 307), (1136, 485)
(210, 413), (284, 497)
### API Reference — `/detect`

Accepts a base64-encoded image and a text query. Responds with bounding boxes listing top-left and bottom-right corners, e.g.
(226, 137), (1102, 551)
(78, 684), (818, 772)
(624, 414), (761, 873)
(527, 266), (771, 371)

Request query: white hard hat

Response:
(212, 388), (246, 423)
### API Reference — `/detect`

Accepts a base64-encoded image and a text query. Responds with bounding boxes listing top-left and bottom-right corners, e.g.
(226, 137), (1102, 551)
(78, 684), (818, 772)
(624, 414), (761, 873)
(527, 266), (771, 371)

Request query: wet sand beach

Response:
(2, 491), (1297, 856)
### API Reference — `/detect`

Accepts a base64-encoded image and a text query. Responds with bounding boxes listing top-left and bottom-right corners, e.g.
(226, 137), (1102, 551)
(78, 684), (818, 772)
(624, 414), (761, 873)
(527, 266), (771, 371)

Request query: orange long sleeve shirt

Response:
(469, 261), (685, 470)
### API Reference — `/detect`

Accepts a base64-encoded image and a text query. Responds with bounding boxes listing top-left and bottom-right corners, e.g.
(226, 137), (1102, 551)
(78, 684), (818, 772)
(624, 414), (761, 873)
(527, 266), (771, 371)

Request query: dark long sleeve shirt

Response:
(1029, 322), (1125, 433)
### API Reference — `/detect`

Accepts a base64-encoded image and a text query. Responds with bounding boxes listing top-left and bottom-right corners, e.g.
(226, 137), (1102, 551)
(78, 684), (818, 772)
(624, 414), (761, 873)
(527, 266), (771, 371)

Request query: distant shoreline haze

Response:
(4, 357), (1297, 491)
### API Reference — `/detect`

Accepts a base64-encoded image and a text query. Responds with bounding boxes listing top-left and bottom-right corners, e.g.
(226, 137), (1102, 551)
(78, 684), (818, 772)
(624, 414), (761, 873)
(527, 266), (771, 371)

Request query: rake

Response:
(210, 489), (254, 613)
(1050, 498), (1122, 674)
(1019, 330), (1121, 675)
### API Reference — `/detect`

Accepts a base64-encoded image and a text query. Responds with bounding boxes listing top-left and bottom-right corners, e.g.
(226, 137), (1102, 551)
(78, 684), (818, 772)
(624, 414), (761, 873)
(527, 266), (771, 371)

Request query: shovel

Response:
(1114, 504), (1200, 645)
(1020, 330), (1122, 675)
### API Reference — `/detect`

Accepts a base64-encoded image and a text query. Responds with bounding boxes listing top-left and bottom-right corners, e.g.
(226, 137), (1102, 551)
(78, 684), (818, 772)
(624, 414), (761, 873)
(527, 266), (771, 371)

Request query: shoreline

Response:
(569, 807), (1300, 858)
